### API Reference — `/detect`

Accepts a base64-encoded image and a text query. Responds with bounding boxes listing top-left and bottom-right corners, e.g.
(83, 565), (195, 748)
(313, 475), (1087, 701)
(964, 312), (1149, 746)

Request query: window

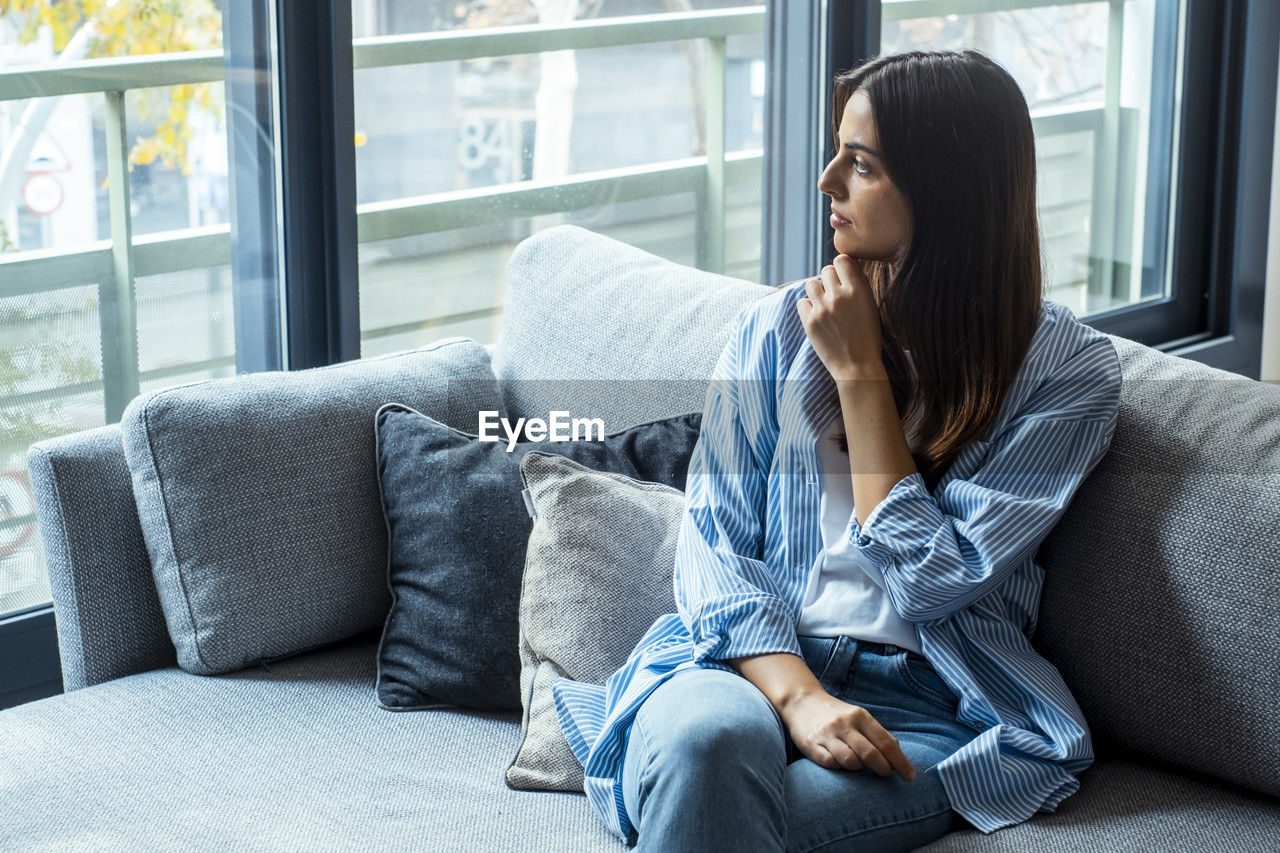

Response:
(0, 0), (281, 618)
(348, 1), (768, 357)
(0, 0), (284, 706)
(766, 0), (1276, 378)
(882, 0), (1174, 319)
(0, 0), (775, 705)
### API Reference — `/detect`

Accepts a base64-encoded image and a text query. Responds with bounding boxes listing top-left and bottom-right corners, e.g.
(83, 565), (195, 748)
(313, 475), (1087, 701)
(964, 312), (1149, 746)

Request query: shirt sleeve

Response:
(847, 335), (1123, 625)
(673, 304), (801, 665)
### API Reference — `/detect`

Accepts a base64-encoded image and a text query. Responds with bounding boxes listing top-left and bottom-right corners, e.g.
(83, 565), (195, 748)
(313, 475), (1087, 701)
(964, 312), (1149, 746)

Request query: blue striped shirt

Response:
(552, 281), (1122, 841)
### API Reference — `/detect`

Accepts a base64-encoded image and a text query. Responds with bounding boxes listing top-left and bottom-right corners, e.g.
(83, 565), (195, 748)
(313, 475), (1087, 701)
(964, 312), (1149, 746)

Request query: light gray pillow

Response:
(505, 450), (685, 792)
(119, 337), (504, 676)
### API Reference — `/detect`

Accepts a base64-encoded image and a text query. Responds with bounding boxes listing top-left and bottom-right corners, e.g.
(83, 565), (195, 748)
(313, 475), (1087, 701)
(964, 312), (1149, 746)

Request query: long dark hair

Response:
(822, 49), (1043, 493)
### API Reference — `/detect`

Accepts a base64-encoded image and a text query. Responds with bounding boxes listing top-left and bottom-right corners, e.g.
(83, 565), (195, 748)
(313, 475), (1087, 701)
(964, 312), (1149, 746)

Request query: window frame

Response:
(273, 0), (360, 370)
(762, 0), (1278, 380)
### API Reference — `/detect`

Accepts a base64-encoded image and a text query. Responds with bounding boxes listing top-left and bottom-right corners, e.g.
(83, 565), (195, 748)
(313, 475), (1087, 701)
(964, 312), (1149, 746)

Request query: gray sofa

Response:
(6, 224), (1280, 851)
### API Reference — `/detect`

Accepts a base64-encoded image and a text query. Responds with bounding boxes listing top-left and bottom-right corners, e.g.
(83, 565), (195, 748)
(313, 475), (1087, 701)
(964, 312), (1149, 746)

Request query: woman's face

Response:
(816, 88), (912, 264)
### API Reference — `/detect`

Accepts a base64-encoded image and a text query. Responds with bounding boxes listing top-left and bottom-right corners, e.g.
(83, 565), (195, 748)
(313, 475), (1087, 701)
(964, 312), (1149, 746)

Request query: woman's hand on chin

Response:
(796, 253), (884, 378)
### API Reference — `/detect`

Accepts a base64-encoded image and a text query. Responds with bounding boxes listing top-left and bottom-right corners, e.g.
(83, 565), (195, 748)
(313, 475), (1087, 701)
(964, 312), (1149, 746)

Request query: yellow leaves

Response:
(194, 86), (216, 113)
(15, 0), (223, 55)
(114, 80), (216, 178)
(132, 139), (160, 166)
(12, 2), (224, 182)
(201, 15), (222, 47)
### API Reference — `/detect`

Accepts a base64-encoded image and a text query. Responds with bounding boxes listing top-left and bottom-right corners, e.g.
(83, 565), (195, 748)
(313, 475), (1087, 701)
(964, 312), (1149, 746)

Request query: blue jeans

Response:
(620, 635), (983, 852)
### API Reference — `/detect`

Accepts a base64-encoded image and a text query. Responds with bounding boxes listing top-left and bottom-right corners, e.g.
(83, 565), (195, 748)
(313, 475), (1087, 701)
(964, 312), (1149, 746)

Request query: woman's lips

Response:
(830, 211), (851, 227)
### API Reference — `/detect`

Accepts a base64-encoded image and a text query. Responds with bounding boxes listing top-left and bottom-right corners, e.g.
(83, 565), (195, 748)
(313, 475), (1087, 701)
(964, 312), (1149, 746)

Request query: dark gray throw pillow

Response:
(373, 402), (702, 711)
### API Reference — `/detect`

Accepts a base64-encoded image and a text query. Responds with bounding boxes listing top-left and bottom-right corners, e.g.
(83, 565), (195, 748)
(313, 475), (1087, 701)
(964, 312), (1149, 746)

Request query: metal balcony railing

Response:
(0, 7), (769, 425)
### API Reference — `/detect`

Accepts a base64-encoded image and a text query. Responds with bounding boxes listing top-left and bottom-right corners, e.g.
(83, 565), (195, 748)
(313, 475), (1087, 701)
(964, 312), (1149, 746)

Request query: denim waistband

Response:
(796, 635), (910, 680)
(797, 634), (908, 655)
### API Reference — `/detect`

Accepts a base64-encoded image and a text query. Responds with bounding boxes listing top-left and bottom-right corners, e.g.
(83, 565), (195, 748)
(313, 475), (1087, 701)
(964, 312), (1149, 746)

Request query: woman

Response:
(552, 49), (1122, 852)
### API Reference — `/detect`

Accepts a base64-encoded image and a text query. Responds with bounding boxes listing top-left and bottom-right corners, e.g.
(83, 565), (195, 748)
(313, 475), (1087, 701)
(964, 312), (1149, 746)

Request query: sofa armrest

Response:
(26, 423), (175, 690)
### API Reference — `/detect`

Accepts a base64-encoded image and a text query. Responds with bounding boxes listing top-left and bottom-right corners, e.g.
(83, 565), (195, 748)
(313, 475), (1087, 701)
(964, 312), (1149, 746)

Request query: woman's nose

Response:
(817, 164), (841, 196)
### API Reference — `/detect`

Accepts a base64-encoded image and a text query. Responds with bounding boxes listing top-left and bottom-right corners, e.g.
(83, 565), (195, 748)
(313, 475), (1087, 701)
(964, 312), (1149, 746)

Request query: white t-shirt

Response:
(796, 354), (926, 653)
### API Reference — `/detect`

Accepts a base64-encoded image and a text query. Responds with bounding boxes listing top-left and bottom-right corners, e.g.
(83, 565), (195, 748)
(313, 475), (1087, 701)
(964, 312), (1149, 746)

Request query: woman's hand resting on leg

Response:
(779, 689), (917, 781)
(727, 651), (917, 782)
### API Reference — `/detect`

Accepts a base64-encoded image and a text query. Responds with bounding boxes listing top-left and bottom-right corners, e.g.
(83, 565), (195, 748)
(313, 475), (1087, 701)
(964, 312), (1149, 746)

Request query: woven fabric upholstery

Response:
(1034, 334), (1280, 799)
(3, 635), (1275, 852)
(13, 222), (1280, 848)
(118, 338), (505, 676)
(26, 423), (176, 690)
(916, 757), (1280, 852)
(372, 405), (700, 713)
(506, 452), (686, 792)
(0, 635), (627, 852)
(492, 223), (775, 427)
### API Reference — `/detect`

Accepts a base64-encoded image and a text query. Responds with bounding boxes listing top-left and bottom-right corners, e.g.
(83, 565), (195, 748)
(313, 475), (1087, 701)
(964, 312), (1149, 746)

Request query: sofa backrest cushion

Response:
(492, 223), (775, 429)
(1035, 334), (1280, 799)
(118, 338), (504, 676)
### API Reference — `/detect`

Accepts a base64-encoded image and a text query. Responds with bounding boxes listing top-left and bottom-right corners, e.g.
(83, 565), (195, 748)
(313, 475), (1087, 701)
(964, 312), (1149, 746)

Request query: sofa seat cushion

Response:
(5, 637), (1277, 851)
(0, 635), (623, 852)
(918, 757), (1280, 852)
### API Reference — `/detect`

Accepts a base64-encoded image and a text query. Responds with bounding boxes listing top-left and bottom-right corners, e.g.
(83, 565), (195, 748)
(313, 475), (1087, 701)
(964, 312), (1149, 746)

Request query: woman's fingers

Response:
(821, 707), (917, 781)
(851, 710), (917, 781)
(818, 736), (862, 772)
(829, 728), (893, 777)
(786, 692), (917, 781)
(851, 734), (895, 777)
(811, 742), (846, 772)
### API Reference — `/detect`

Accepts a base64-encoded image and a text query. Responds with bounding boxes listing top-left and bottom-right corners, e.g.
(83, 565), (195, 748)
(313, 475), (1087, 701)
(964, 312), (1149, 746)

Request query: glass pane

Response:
(881, 0), (1179, 318)
(0, 2), (277, 617)
(351, 0), (767, 357)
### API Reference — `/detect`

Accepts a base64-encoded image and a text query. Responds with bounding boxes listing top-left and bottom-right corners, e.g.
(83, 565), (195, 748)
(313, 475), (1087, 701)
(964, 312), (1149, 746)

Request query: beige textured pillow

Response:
(505, 451), (685, 792)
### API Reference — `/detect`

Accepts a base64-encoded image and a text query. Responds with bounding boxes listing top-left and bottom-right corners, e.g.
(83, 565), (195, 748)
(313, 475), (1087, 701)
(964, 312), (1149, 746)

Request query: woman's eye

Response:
(854, 158), (870, 175)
